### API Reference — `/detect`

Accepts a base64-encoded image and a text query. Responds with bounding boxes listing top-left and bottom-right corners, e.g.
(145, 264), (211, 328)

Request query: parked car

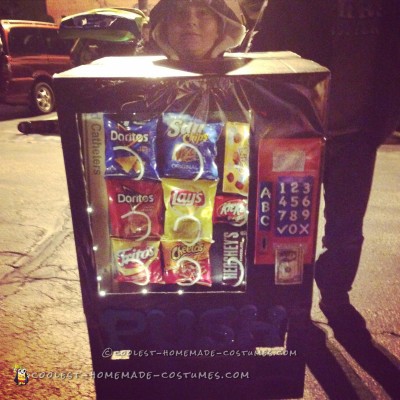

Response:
(59, 7), (148, 66)
(17, 8), (148, 135)
(0, 19), (73, 114)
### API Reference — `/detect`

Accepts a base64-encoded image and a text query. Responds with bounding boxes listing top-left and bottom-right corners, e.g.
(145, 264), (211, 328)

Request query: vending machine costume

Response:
(55, 47), (329, 398)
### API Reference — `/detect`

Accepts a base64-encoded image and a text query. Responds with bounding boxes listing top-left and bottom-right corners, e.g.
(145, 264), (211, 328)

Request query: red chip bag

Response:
(112, 238), (163, 285)
(106, 179), (163, 240)
(213, 195), (248, 227)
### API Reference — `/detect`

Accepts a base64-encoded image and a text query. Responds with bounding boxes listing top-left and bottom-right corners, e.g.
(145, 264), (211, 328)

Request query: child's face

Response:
(166, 4), (220, 60)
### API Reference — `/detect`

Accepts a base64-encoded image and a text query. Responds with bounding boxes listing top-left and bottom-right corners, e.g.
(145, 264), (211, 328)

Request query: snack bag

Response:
(112, 238), (163, 285)
(104, 114), (159, 180)
(222, 122), (250, 196)
(162, 178), (217, 244)
(213, 195), (248, 227)
(211, 228), (247, 288)
(106, 179), (163, 240)
(162, 240), (212, 286)
(158, 113), (223, 181)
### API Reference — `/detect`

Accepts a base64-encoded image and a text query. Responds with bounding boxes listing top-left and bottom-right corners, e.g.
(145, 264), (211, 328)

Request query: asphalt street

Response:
(0, 105), (399, 399)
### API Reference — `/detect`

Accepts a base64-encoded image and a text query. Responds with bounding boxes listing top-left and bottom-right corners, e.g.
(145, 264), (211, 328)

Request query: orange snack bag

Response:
(161, 240), (212, 286)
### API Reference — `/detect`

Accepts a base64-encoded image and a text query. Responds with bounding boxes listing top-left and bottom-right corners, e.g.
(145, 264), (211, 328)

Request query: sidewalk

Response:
(0, 121), (399, 399)
(0, 124), (95, 399)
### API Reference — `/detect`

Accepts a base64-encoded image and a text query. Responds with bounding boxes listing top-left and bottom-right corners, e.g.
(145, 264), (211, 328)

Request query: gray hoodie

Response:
(149, 0), (246, 60)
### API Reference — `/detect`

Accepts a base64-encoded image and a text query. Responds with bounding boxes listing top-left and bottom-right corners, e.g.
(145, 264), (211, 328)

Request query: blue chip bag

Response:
(158, 113), (223, 181)
(104, 114), (159, 180)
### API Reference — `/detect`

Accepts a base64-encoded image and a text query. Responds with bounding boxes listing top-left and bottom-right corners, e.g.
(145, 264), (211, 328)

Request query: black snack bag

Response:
(211, 226), (247, 288)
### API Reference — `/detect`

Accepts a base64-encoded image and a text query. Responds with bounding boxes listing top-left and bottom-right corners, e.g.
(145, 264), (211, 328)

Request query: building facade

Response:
(46, 0), (241, 25)
(0, 0), (49, 22)
(0, 0), (242, 29)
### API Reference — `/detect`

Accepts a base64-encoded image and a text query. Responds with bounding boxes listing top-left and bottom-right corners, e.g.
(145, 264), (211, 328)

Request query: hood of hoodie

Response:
(150, 0), (246, 60)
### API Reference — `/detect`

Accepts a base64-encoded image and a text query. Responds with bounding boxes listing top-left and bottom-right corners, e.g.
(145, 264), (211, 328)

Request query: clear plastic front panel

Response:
(80, 111), (250, 294)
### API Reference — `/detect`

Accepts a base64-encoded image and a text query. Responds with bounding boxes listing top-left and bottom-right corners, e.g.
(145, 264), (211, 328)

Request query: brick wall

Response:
(46, 0), (108, 23)
(46, 0), (241, 24)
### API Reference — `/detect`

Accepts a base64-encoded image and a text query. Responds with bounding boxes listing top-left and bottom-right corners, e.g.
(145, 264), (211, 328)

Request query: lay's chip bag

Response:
(158, 113), (223, 181)
(106, 179), (163, 240)
(104, 114), (159, 180)
(112, 238), (163, 285)
(162, 178), (217, 244)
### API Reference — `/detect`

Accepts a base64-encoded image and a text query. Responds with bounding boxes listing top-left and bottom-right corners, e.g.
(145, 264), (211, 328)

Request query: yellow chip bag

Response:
(222, 122), (250, 197)
(162, 178), (217, 243)
(162, 240), (212, 286)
